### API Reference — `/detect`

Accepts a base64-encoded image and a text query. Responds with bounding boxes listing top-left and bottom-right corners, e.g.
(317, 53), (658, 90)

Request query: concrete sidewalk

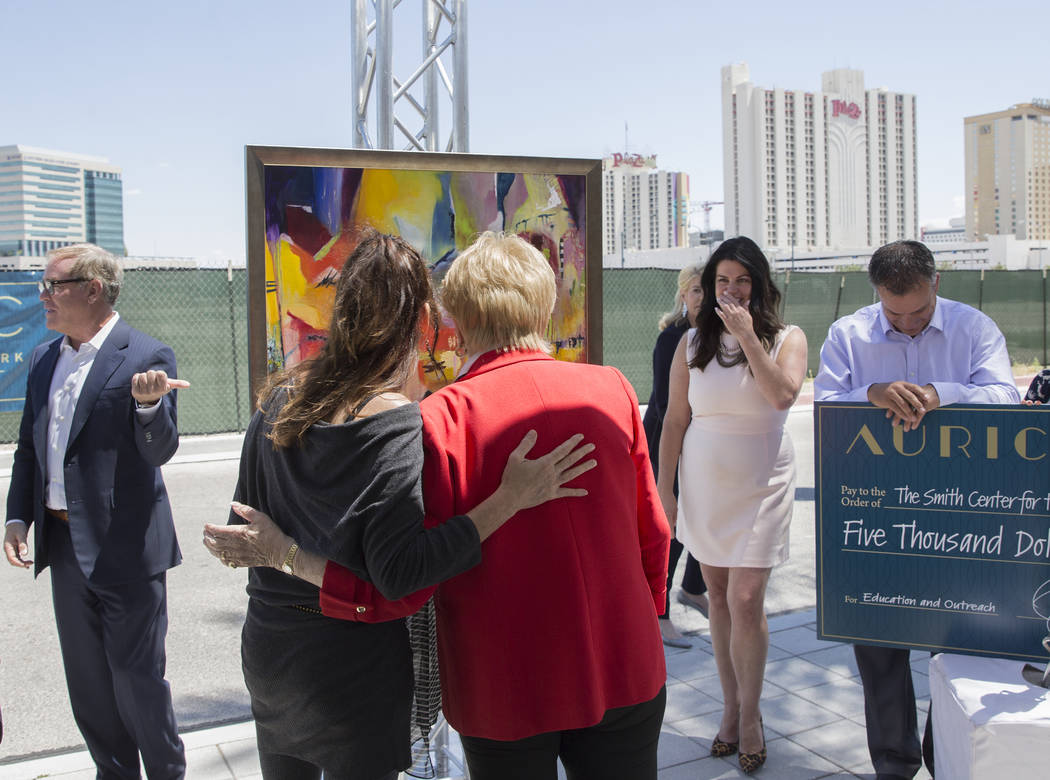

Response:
(1, 606), (932, 780)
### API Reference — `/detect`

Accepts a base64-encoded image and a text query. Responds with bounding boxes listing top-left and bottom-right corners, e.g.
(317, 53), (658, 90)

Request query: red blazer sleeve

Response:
(319, 561), (437, 622)
(617, 369), (671, 615)
(318, 415), (455, 622)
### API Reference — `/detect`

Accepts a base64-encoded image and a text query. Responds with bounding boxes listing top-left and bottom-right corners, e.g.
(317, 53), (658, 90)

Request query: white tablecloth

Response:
(930, 653), (1050, 780)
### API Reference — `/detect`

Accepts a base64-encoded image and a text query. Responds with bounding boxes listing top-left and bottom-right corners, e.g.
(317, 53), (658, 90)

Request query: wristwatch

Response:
(281, 542), (299, 574)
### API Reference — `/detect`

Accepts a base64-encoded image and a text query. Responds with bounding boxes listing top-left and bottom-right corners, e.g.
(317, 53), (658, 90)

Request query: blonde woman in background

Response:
(642, 263), (709, 649)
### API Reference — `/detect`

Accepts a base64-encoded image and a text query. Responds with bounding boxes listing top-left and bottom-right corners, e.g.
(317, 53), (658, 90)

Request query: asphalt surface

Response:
(0, 409), (818, 765)
(0, 434), (250, 763)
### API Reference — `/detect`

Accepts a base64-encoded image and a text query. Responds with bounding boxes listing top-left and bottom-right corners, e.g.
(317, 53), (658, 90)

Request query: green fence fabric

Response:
(116, 269), (253, 435)
(0, 267), (1045, 442)
(603, 269), (1047, 404)
(0, 268), (252, 442)
(602, 269), (679, 402)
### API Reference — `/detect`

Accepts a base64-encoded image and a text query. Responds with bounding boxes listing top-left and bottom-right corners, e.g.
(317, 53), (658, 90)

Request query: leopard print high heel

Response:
(738, 717), (766, 774)
(709, 733), (738, 757)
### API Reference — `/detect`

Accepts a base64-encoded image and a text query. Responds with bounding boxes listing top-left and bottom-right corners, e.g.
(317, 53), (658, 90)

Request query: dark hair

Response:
(867, 240), (936, 295)
(690, 236), (783, 371)
(263, 229), (436, 448)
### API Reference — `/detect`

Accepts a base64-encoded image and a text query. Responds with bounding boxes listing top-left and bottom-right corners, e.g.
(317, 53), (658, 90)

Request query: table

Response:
(930, 653), (1050, 779)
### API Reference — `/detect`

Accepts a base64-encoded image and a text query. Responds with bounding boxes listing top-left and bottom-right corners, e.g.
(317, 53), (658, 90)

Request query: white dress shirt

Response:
(814, 297), (1020, 405)
(45, 313), (123, 510)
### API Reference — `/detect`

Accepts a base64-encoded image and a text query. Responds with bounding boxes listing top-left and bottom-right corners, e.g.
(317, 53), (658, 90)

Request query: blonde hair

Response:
(47, 243), (123, 305)
(657, 262), (704, 331)
(440, 232), (556, 354)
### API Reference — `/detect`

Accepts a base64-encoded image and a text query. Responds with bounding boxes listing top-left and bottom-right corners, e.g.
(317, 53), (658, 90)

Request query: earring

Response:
(681, 302), (688, 317)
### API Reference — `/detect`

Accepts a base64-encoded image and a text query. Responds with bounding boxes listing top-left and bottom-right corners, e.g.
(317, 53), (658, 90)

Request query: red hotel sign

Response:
(611, 152), (657, 168)
(832, 99), (861, 120)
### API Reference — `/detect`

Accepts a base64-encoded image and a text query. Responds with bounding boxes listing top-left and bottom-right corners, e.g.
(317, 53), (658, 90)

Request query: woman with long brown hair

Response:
(658, 236), (807, 774)
(214, 230), (594, 780)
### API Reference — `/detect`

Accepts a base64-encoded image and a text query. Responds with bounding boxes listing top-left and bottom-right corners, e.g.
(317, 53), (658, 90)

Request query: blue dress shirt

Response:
(814, 297), (1020, 405)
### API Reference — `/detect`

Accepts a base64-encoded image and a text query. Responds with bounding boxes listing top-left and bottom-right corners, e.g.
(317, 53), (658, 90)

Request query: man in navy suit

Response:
(4, 243), (189, 779)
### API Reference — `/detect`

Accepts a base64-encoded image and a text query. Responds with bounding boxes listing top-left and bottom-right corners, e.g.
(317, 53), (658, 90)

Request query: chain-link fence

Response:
(0, 267), (1046, 442)
(604, 268), (1049, 404)
(0, 268), (252, 443)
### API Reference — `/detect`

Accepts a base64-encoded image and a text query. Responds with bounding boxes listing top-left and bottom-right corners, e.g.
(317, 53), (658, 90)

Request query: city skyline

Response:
(3, 0), (1047, 263)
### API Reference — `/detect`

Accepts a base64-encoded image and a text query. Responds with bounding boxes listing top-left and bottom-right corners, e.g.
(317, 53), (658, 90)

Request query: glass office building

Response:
(0, 145), (125, 258)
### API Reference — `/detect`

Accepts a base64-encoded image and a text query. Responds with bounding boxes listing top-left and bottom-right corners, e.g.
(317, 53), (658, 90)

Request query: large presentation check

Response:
(815, 402), (1050, 662)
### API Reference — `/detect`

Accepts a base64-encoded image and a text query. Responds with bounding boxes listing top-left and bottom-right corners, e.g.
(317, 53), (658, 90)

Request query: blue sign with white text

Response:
(0, 270), (51, 413)
(816, 402), (1050, 663)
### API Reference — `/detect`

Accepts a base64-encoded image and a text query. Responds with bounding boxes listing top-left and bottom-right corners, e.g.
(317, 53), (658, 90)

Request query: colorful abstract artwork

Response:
(246, 148), (600, 394)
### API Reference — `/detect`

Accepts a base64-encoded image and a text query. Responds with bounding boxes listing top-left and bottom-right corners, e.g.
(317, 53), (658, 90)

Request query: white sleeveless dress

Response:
(676, 326), (798, 568)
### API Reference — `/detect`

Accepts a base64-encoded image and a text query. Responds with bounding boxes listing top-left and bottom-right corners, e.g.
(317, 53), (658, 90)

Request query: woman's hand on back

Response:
(498, 430), (596, 513)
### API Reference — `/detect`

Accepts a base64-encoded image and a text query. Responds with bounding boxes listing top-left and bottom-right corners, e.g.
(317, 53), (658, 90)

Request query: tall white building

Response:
(0, 145), (125, 258)
(602, 153), (689, 257)
(722, 63), (918, 252)
(964, 101), (1050, 241)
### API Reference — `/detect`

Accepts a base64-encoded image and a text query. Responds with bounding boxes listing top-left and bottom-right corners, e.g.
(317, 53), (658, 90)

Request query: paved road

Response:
(0, 409), (819, 764)
(0, 434), (250, 763)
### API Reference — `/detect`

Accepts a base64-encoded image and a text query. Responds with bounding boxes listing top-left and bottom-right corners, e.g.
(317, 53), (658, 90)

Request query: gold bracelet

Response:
(280, 541), (299, 574)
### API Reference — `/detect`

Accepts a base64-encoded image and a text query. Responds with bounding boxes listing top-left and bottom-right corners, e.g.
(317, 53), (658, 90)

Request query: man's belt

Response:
(45, 507), (69, 523)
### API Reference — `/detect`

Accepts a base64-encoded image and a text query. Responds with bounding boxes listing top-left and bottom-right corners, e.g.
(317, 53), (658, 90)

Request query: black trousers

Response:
(49, 520), (185, 780)
(854, 644), (934, 778)
(257, 751), (398, 780)
(460, 687), (666, 780)
(663, 538), (706, 615)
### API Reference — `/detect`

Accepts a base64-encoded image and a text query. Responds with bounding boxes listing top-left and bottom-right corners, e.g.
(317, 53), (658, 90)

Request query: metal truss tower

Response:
(351, 0), (469, 152)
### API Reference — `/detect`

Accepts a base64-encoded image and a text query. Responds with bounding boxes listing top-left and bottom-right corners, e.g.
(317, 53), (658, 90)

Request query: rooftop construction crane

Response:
(694, 200), (724, 234)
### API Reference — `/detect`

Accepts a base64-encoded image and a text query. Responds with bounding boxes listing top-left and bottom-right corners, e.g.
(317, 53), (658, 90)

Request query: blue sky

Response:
(3, 0), (1048, 262)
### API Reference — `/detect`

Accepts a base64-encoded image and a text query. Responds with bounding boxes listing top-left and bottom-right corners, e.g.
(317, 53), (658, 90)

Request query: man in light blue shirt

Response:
(815, 240), (1019, 779)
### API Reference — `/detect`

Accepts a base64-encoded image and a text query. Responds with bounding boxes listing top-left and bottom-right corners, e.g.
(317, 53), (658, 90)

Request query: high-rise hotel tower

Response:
(602, 153), (690, 257)
(964, 101), (1050, 242)
(722, 63), (918, 252)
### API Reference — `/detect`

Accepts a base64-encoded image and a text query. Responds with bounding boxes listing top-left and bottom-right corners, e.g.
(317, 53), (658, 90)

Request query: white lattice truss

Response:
(351, 0), (469, 152)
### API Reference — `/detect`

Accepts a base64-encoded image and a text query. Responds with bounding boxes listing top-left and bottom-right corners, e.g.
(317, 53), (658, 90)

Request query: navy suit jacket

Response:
(6, 317), (183, 585)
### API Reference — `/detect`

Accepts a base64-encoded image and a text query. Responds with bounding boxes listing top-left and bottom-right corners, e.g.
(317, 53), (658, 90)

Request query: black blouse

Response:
(641, 321), (688, 477)
(231, 398), (481, 608)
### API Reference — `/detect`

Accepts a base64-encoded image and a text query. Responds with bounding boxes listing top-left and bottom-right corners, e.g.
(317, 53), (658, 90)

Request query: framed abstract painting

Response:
(245, 146), (601, 395)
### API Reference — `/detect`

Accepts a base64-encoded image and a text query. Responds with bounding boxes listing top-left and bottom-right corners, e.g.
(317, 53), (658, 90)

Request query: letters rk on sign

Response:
(0, 271), (49, 414)
(815, 403), (1050, 663)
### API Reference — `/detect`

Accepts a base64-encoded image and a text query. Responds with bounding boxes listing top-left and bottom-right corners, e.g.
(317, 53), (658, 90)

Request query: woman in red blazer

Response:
(394, 232), (671, 778)
(421, 230), (669, 748)
(213, 232), (671, 780)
